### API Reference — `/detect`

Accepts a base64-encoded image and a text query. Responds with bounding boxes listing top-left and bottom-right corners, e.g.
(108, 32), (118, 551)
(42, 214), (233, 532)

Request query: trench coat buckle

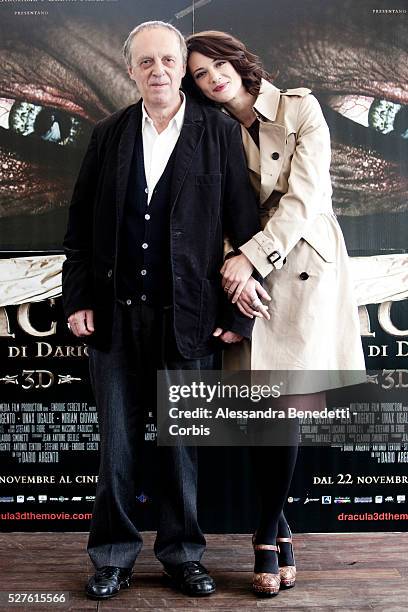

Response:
(267, 250), (286, 269)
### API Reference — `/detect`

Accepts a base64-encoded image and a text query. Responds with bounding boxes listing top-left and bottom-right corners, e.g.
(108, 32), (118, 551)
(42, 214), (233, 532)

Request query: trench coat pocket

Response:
(302, 215), (336, 263)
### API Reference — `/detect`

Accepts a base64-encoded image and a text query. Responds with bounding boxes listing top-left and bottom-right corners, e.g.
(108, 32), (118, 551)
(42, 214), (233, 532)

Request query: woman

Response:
(184, 31), (366, 597)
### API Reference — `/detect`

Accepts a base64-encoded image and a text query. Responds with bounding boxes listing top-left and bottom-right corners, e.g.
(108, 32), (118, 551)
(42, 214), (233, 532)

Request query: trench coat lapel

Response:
(170, 95), (204, 208)
(221, 80), (287, 204)
(116, 102), (141, 222)
(254, 80), (287, 205)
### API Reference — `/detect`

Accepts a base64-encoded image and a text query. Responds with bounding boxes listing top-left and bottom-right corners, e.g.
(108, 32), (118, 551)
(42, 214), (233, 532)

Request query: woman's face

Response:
(188, 51), (244, 104)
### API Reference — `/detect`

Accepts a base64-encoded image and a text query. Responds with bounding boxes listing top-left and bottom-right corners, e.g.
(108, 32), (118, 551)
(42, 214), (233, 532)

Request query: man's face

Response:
(128, 27), (186, 110)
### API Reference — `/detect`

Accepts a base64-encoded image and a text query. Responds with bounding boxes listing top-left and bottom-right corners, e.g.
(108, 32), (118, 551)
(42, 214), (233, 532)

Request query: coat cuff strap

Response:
(240, 231), (286, 277)
(253, 232), (286, 269)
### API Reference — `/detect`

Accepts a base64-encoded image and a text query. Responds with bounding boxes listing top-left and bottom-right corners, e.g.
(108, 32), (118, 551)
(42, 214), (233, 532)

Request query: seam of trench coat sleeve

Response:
(239, 231), (279, 278)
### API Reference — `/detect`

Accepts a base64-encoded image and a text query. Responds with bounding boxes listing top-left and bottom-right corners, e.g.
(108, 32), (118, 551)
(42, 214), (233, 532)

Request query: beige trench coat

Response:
(224, 80), (366, 392)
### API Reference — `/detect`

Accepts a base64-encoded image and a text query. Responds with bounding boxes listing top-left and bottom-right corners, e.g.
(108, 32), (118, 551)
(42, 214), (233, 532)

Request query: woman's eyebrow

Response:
(193, 59), (217, 74)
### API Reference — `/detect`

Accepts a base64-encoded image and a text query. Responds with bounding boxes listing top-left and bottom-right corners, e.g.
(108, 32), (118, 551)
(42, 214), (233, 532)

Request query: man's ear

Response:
(128, 65), (135, 81)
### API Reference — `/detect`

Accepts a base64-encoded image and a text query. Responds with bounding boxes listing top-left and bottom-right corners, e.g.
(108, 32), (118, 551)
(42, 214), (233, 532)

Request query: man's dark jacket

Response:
(62, 94), (260, 357)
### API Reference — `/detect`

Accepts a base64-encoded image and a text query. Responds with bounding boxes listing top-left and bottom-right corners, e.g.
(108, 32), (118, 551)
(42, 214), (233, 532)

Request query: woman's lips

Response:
(213, 82), (229, 93)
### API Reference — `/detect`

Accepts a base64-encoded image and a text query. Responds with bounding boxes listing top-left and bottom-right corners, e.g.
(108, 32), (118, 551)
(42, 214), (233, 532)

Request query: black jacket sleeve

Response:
(62, 127), (99, 319)
(218, 121), (261, 338)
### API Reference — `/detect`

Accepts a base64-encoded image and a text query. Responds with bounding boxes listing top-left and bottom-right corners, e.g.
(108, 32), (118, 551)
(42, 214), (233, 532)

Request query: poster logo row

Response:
(0, 494), (405, 504)
(290, 495), (406, 504)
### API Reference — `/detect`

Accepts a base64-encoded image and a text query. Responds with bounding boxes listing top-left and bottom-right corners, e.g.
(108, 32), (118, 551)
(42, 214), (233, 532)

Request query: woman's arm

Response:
(239, 94), (332, 278)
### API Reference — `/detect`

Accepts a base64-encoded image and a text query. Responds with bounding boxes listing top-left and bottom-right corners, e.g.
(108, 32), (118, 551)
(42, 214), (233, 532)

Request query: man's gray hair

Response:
(123, 21), (187, 67)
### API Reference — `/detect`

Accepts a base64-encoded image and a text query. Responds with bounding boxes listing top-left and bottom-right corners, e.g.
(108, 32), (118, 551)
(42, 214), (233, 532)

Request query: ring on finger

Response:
(251, 299), (262, 310)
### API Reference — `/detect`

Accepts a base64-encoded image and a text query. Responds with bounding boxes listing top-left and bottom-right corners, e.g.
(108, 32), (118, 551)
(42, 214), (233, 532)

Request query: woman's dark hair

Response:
(183, 30), (274, 101)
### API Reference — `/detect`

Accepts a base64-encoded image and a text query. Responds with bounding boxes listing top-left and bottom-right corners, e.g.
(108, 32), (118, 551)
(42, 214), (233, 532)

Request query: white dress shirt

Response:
(142, 92), (186, 204)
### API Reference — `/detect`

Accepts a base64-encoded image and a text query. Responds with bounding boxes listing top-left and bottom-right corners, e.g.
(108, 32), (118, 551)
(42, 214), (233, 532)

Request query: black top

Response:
(247, 118), (260, 148)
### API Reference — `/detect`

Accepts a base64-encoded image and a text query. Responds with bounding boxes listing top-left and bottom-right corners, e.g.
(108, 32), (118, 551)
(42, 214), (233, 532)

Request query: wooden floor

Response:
(0, 532), (407, 611)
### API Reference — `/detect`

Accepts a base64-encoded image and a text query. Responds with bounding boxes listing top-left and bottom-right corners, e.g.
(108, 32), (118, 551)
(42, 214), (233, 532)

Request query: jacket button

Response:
(299, 272), (309, 280)
(280, 88), (288, 93)
(107, 269), (113, 278)
(271, 152), (280, 160)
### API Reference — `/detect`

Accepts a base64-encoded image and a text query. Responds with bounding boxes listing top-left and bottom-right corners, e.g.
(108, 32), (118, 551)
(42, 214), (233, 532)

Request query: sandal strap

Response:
(253, 543), (279, 552)
(276, 537), (292, 543)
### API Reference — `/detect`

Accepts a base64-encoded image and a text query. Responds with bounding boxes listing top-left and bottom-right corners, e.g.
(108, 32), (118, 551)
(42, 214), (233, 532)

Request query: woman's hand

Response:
(236, 277), (271, 320)
(220, 253), (254, 302)
(213, 328), (244, 343)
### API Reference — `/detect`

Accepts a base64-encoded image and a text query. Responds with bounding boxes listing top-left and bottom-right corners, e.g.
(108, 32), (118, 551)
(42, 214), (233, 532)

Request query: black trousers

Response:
(87, 303), (214, 569)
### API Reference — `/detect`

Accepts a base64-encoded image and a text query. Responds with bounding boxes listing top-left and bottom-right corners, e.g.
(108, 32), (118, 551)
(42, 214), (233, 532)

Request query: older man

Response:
(63, 21), (260, 599)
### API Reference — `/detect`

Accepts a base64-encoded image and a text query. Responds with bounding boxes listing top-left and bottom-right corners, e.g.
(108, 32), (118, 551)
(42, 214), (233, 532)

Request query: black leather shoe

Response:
(163, 561), (216, 596)
(85, 566), (132, 600)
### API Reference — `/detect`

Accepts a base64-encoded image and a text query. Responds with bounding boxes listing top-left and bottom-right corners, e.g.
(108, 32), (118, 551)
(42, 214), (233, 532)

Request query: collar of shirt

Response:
(142, 90), (186, 135)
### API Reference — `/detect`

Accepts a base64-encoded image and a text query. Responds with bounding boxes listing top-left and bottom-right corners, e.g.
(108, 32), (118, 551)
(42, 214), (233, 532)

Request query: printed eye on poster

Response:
(0, 0), (407, 536)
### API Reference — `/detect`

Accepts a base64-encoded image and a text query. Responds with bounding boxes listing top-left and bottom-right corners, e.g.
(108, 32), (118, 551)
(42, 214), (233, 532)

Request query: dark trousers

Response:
(87, 303), (214, 569)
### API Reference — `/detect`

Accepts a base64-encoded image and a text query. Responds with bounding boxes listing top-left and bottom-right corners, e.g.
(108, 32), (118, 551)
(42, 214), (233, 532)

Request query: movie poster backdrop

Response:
(0, 0), (407, 532)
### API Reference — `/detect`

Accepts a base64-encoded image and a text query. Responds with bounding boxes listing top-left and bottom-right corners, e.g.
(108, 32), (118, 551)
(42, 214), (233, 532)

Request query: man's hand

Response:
(236, 278), (271, 320)
(213, 328), (244, 344)
(68, 309), (95, 337)
(220, 253), (254, 303)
